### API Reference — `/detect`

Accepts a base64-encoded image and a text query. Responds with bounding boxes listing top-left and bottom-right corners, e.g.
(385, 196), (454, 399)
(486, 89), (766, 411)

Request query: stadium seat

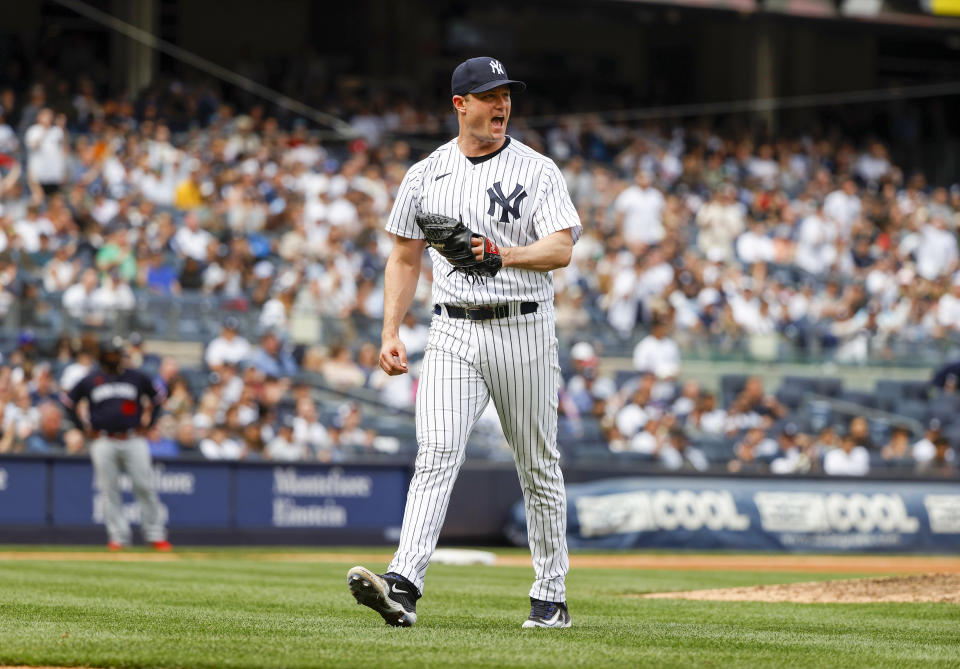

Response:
(927, 396), (960, 426)
(775, 384), (806, 409)
(838, 390), (878, 409)
(812, 377), (844, 397)
(900, 380), (931, 400)
(720, 374), (749, 407)
(894, 398), (929, 424)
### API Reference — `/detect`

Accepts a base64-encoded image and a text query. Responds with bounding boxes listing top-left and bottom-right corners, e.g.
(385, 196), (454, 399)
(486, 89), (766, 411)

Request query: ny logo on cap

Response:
(489, 59), (505, 75)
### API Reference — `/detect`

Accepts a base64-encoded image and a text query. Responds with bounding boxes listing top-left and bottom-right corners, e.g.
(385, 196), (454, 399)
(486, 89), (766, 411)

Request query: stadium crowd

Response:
(0, 70), (957, 476)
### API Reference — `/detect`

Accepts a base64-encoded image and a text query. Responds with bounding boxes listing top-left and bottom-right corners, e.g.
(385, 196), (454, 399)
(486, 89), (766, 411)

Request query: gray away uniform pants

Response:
(90, 436), (167, 544)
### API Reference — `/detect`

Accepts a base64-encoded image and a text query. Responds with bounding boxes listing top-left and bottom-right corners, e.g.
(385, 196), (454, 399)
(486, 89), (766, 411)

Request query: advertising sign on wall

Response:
(507, 477), (960, 552)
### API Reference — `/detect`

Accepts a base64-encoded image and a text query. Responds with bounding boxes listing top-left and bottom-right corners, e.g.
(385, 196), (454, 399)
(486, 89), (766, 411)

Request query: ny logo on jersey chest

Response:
(487, 182), (527, 223)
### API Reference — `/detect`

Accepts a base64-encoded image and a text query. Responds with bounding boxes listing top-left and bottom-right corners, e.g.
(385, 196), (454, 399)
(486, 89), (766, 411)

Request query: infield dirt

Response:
(641, 572), (960, 603)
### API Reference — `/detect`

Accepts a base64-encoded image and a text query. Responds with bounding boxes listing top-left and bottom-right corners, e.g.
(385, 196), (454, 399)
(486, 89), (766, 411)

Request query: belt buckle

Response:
(466, 307), (484, 320)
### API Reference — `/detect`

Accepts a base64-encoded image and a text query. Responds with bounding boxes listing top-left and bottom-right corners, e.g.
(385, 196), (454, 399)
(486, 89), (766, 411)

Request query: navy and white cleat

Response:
(347, 566), (419, 627)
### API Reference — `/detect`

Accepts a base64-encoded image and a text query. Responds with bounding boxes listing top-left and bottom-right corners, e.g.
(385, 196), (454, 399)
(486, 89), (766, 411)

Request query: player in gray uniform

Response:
(348, 56), (581, 628)
(62, 336), (172, 551)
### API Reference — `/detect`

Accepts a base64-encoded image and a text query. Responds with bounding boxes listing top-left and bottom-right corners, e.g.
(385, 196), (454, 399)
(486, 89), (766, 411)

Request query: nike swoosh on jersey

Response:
(434, 172), (452, 181)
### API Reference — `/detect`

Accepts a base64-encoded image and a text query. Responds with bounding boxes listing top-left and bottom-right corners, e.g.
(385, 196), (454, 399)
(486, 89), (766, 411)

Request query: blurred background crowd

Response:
(0, 4), (958, 479)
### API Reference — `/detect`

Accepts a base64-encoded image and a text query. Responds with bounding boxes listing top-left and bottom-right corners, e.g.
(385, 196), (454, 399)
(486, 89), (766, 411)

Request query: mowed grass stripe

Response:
(0, 557), (957, 668)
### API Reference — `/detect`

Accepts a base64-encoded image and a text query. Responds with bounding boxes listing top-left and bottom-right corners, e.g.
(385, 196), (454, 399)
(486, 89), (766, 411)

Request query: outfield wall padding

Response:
(1, 456), (958, 551)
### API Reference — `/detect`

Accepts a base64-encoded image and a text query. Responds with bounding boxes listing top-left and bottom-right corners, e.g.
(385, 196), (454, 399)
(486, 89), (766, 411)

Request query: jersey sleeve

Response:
(384, 159), (427, 240)
(532, 162), (582, 244)
(61, 375), (89, 428)
(140, 372), (165, 405)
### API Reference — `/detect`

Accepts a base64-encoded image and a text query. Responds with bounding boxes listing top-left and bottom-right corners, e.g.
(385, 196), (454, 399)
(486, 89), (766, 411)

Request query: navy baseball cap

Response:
(451, 57), (526, 97)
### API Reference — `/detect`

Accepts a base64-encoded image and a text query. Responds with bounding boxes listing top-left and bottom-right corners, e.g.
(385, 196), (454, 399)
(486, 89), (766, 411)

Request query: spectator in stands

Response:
(0, 384), (39, 453)
(240, 422), (267, 461)
(695, 184), (744, 263)
(823, 177), (861, 236)
(688, 391), (727, 434)
(172, 211), (212, 262)
(23, 402), (71, 453)
(147, 415), (180, 458)
(28, 362), (59, 405)
(265, 415), (304, 461)
(24, 108), (67, 194)
(769, 422), (804, 474)
(140, 248), (181, 296)
(613, 374), (657, 442)
(174, 418), (199, 457)
(847, 416), (875, 451)
(204, 316), (251, 372)
(632, 316), (681, 380)
(59, 338), (96, 392)
(912, 419), (946, 466)
(823, 430), (870, 476)
(658, 427), (709, 472)
(732, 376), (787, 427)
(200, 424), (242, 460)
(614, 169), (665, 248)
(566, 342), (615, 418)
(292, 396), (332, 458)
(321, 343), (365, 390)
(332, 402), (375, 456)
(248, 330), (297, 378)
(727, 427), (766, 473)
(879, 425), (914, 468)
(42, 241), (80, 293)
(62, 267), (103, 326)
(915, 436), (956, 477)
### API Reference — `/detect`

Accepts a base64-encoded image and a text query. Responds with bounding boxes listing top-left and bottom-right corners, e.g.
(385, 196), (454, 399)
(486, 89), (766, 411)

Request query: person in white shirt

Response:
(916, 216), (958, 281)
(912, 419), (952, 464)
(794, 202), (838, 276)
(199, 425), (243, 460)
(173, 211), (213, 262)
(659, 428), (709, 472)
(855, 141), (891, 185)
(292, 397), (333, 456)
(204, 316), (252, 371)
(632, 317), (681, 379)
(91, 274), (136, 315)
(613, 169), (665, 246)
(24, 108), (67, 191)
(695, 185), (745, 263)
(736, 218), (776, 265)
(770, 423), (803, 474)
(823, 432), (870, 476)
(62, 268), (104, 325)
(13, 206), (56, 253)
(823, 178), (861, 235)
(937, 274), (960, 332)
(266, 417), (306, 461)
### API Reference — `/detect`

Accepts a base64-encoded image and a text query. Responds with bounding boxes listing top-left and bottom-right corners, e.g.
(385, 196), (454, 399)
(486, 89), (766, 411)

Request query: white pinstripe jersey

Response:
(386, 136), (582, 306)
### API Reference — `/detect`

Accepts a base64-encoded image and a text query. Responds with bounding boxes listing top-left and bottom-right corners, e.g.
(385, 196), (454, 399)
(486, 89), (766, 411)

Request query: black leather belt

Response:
(434, 302), (538, 320)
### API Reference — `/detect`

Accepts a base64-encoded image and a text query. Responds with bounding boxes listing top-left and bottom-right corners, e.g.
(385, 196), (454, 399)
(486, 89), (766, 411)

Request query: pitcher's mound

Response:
(641, 573), (960, 603)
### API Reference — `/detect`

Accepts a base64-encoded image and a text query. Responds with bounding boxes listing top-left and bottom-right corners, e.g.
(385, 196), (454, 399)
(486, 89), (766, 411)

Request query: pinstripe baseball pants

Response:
(389, 307), (568, 602)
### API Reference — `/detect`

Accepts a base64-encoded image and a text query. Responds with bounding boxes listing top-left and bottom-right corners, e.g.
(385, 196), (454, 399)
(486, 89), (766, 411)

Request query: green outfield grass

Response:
(0, 548), (957, 669)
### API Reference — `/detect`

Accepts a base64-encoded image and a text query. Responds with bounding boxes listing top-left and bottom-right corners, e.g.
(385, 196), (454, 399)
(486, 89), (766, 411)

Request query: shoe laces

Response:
(529, 598), (557, 619)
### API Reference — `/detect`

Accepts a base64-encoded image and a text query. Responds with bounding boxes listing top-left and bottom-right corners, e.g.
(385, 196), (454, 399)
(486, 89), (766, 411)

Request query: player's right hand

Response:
(379, 336), (409, 376)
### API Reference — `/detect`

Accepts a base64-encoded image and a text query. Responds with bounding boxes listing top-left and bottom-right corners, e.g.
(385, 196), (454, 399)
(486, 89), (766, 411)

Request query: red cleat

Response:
(151, 540), (173, 552)
(107, 542), (124, 551)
